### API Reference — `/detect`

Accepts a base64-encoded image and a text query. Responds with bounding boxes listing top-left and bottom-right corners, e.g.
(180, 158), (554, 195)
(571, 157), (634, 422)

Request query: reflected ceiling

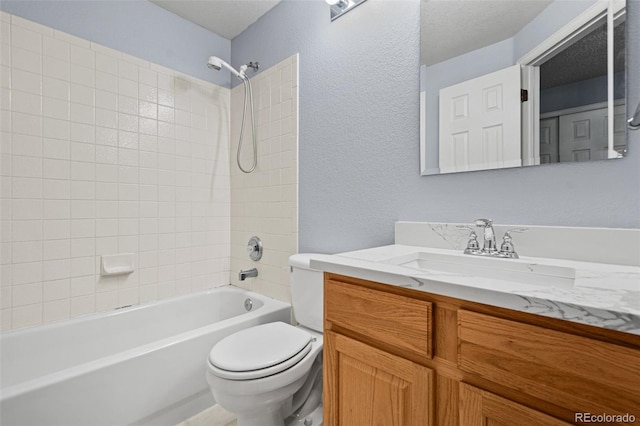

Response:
(421, 0), (552, 65)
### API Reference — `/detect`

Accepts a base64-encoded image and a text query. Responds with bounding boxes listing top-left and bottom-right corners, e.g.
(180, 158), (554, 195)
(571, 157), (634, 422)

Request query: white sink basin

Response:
(384, 251), (576, 289)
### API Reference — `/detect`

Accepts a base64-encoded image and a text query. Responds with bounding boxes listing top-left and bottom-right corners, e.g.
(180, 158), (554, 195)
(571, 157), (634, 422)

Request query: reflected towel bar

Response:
(629, 101), (640, 130)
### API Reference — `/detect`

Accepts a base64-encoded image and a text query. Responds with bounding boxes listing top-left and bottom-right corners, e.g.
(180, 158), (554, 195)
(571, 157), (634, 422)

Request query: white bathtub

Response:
(0, 285), (291, 426)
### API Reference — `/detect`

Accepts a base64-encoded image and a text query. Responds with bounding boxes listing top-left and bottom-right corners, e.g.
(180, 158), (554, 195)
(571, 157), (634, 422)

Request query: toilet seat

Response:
(208, 322), (313, 380)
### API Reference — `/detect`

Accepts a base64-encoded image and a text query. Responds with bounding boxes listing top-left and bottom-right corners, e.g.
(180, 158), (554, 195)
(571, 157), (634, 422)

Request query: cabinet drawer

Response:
(458, 310), (640, 417)
(325, 278), (432, 358)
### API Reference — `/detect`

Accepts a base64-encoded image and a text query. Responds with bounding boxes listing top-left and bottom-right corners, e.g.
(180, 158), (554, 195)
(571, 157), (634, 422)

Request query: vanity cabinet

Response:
(323, 275), (435, 426)
(323, 273), (640, 426)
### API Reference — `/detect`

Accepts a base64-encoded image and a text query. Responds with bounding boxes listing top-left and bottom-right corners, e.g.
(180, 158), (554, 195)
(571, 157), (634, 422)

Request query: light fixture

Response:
(325, 0), (368, 21)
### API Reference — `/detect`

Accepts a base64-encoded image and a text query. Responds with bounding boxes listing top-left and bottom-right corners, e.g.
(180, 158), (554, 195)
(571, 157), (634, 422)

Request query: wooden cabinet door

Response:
(324, 331), (434, 426)
(459, 383), (572, 426)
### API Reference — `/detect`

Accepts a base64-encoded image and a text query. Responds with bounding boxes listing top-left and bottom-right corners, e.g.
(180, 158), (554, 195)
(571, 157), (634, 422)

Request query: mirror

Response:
(419, 0), (627, 175)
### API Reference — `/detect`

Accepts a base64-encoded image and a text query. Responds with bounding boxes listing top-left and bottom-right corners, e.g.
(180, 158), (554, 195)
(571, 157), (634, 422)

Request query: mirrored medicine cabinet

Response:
(419, 0), (627, 176)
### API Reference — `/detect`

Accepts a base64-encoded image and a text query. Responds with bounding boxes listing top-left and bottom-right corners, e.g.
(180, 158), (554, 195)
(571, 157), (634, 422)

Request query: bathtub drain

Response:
(244, 298), (253, 311)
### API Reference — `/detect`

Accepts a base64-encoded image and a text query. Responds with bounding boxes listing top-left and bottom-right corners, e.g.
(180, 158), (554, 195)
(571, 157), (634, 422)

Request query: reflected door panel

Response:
(558, 105), (625, 162)
(540, 117), (559, 164)
(439, 65), (521, 173)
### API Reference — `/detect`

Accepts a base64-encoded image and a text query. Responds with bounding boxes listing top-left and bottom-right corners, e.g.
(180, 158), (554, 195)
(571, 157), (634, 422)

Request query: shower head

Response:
(207, 56), (244, 79)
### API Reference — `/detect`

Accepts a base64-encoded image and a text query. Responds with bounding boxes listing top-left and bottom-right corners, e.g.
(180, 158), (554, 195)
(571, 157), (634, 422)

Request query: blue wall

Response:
(233, 0), (640, 254)
(0, 0), (231, 87)
(232, 0), (421, 252)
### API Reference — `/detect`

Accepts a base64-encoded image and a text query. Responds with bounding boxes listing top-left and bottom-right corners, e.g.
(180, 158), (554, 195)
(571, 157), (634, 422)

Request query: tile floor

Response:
(176, 404), (237, 426)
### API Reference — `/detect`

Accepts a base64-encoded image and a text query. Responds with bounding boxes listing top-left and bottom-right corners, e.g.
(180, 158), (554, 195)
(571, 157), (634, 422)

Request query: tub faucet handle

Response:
(247, 236), (263, 261)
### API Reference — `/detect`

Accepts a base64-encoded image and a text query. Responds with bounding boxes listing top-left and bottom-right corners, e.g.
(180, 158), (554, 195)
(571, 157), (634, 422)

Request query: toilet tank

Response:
(289, 254), (326, 332)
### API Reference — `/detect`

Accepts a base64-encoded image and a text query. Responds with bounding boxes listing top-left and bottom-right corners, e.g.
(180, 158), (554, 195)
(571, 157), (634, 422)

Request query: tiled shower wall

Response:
(0, 13), (231, 331)
(230, 55), (298, 304)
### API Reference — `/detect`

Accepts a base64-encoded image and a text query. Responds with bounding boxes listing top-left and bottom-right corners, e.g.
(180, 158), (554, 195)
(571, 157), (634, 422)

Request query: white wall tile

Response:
(12, 133), (42, 156)
(43, 278), (70, 301)
(42, 97), (69, 120)
(43, 117), (70, 140)
(70, 294), (94, 317)
(43, 258), (69, 281)
(95, 53), (117, 75)
(12, 198), (42, 220)
(71, 123), (95, 144)
(70, 83), (94, 106)
(43, 36), (69, 61)
(3, 14), (231, 331)
(12, 261), (42, 285)
(11, 25), (42, 54)
(11, 155), (42, 178)
(43, 158), (70, 179)
(12, 90), (42, 115)
(95, 71), (117, 92)
(43, 56), (69, 81)
(69, 45), (94, 69)
(12, 220), (42, 242)
(12, 68), (41, 95)
(43, 179), (70, 199)
(95, 90), (117, 111)
(43, 220), (70, 240)
(12, 177), (42, 199)
(43, 298), (70, 323)
(12, 241), (42, 263)
(11, 303), (42, 328)
(230, 55), (298, 304)
(44, 239), (70, 260)
(11, 111), (40, 137)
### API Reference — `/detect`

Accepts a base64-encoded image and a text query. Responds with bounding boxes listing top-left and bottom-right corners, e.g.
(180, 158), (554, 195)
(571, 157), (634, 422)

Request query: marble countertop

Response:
(310, 244), (640, 336)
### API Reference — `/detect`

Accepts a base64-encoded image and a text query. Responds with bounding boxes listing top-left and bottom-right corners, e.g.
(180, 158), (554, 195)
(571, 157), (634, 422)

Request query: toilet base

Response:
(286, 402), (323, 426)
(235, 405), (286, 426)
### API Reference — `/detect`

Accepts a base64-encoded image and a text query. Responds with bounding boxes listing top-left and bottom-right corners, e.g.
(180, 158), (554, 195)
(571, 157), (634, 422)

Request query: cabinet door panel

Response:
(340, 356), (410, 425)
(324, 331), (434, 426)
(459, 383), (571, 426)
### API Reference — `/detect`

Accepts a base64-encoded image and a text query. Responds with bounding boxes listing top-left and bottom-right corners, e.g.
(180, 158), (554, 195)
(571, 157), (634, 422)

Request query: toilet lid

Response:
(208, 322), (313, 380)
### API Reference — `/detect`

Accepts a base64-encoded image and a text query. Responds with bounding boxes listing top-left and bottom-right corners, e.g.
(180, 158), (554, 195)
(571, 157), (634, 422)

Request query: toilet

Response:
(206, 254), (325, 426)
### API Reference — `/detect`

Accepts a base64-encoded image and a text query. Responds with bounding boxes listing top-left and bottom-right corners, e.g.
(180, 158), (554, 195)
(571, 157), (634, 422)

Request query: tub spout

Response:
(239, 268), (258, 281)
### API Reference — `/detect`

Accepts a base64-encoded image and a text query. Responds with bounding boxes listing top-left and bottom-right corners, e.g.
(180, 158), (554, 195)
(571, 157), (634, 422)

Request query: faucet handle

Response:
(473, 218), (493, 227)
(458, 226), (480, 254)
(499, 229), (525, 258)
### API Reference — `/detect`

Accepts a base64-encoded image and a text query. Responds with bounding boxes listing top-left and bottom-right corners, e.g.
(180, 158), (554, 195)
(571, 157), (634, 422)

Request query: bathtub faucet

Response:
(239, 268), (258, 281)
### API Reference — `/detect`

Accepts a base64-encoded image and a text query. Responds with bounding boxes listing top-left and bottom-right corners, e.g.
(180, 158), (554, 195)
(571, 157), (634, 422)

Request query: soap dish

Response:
(101, 253), (135, 276)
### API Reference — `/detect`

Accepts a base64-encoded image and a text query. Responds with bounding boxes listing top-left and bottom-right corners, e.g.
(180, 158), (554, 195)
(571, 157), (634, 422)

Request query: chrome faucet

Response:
(238, 268), (258, 281)
(474, 218), (497, 253)
(463, 219), (521, 259)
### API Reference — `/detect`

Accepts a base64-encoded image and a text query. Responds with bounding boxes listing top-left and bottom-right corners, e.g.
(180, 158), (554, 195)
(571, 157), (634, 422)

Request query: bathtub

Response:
(0, 285), (291, 426)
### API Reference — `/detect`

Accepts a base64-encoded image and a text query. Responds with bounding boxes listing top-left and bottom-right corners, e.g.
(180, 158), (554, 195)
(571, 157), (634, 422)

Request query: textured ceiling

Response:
(150, 0), (281, 40)
(540, 20), (626, 89)
(421, 0), (553, 66)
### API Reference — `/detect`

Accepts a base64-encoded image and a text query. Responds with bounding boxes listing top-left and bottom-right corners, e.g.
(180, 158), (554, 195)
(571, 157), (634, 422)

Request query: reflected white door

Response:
(558, 104), (626, 162)
(439, 65), (522, 173)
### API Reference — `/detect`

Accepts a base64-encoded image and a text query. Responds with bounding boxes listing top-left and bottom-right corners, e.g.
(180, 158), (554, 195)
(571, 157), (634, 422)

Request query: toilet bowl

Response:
(206, 254), (325, 426)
